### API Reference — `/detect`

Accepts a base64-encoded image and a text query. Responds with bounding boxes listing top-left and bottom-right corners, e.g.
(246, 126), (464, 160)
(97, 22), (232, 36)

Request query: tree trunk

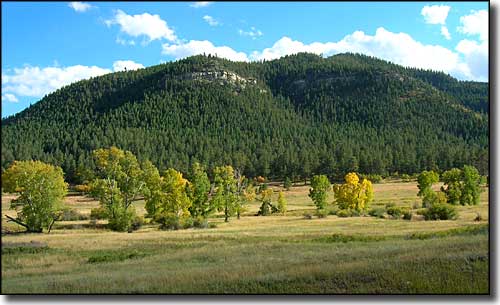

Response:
(5, 215), (29, 230)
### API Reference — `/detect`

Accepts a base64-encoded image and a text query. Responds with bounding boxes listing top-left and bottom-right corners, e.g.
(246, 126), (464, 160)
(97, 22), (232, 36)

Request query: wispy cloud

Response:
(68, 2), (94, 13)
(238, 27), (263, 39)
(190, 2), (212, 8)
(203, 15), (220, 27)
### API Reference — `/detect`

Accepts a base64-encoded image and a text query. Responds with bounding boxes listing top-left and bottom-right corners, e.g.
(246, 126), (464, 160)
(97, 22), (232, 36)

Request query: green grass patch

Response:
(406, 224), (488, 240)
(87, 250), (148, 264)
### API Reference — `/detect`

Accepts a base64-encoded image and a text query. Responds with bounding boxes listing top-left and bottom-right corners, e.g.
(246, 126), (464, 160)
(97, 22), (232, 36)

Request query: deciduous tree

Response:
(309, 175), (331, 212)
(2, 160), (67, 233)
(333, 172), (373, 212)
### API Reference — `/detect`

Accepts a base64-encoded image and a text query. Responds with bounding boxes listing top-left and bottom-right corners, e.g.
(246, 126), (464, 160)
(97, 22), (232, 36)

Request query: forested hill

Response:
(1, 53), (488, 183)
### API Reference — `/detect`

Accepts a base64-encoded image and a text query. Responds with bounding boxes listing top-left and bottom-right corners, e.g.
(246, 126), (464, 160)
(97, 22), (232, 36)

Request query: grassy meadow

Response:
(1, 180), (489, 294)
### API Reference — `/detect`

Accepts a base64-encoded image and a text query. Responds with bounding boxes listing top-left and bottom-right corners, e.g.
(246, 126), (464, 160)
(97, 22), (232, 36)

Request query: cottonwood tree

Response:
(91, 147), (145, 231)
(186, 162), (212, 219)
(309, 175), (331, 212)
(277, 191), (287, 215)
(441, 165), (482, 205)
(461, 165), (482, 205)
(333, 172), (373, 212)
(258, 188), (274, 216)
(2, 160), (67, 233)
(153, 168), (192, 229)
(212, 165), (238, 222)
(142, 160), (164, 218)
(441, 168), (462, 205)
(417, 170), (440, 207)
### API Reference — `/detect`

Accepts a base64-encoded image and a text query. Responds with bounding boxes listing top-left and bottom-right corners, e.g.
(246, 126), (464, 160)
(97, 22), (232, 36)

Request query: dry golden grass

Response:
(1, 181), (489, 294)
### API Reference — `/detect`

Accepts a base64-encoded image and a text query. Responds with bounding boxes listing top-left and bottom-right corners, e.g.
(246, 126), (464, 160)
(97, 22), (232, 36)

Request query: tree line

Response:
(2, 147), (484, 233)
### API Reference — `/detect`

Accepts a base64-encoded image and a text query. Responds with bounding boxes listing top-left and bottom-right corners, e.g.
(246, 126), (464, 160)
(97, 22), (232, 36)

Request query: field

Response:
(1, 180), (489, 294)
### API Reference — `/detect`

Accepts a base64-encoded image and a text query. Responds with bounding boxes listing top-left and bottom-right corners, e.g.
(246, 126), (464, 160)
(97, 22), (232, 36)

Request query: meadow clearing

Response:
(1, 180), (489, 294)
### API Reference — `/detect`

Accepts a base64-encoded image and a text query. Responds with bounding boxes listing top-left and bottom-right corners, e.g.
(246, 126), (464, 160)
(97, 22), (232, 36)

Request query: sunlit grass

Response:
(1, 181), (489, 294)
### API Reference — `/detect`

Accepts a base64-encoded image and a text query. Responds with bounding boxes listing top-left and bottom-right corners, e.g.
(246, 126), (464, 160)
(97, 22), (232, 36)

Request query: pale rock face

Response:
(185, 70), (258, 87)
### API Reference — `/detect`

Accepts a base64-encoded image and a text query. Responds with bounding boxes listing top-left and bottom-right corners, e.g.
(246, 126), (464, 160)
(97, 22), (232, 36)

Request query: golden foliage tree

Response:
(333, 172), (373, 212)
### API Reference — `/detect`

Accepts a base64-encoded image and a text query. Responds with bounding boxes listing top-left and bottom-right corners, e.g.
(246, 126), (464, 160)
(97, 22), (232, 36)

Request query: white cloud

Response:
(203, 15), (220, 27)
(441, 26), (451, 40)
(162, 40), (249, 62)
(457, 10), (488, 41)
(249, 27), (485, 81)
(455, 39), (488, 81)
(190, 2), (212, 8)
(106, 9), (177, 43)
(238, 27), (263, 39)
(116, 37), (136, 46)
(421, 5), (451, 25)
(112, 60), (145, 72)
(2, 65), (111, 98)
(68, 2), (93, 13)
(2, 93), (18, 103)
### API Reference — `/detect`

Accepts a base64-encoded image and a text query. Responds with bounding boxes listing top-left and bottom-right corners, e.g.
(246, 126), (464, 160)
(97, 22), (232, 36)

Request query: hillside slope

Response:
(1, 53), (488, 182)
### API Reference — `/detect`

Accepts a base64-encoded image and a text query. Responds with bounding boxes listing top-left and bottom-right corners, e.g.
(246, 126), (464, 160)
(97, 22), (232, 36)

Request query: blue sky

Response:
(1, 1), (489, 118)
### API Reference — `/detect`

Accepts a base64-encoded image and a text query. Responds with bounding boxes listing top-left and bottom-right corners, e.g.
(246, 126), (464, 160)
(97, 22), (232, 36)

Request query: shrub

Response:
(303, 212), (313, 220)
(315, 209), (329, 218)
(283, 177), (292, 190)
(108, 207), (136, 232)
(156, 213), (181, 230)
(385, 202), (396, 208)
(90, 207), (108, 220)
(474, 213), (483, 222)
(182, 217), (194, 229)
(401, 174), (411, 182)
(362, 174), (383, 183)
(74, 184), (91, 194)
(350, 209), (360, 217)
(257, 201), (272, 216)
(368, 207), (386, 218)
(58, 208), (89, 221)
(193, 216), (209, 228)
(129, 215), (144, 232)
(422, 191), (447, 208)
(336, 209), (351, 218)
(386, 206), (403, 218)
(403, 209), (413, 220)
(423, 204), (458, 220)
(328, 206), (340, 215)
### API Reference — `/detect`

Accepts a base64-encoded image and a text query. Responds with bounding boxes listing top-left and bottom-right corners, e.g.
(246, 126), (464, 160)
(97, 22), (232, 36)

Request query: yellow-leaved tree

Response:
(333, 172), (373, 212)
(152, 168), (192, 229)
(2, 160), (67, 233)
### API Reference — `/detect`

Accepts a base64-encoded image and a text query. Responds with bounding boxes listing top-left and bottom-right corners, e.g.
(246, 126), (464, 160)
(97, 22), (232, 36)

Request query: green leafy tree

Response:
(441, 168), (462, 205)
(186, 162), (212, 218)
(212, 165), (238, 222)
(309, 175), (331, 212)
(2, 160), (67, 233)
(92, 147), (145, 231)
(142, 160), (163, 218)
(417, 170), (440, 207)
(461, 165), (482, 205)
(283, 177), (292, 190)
(234, 168), (253, 219)
(277, 191), (287, 215)
(333, 172), (373, 212)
